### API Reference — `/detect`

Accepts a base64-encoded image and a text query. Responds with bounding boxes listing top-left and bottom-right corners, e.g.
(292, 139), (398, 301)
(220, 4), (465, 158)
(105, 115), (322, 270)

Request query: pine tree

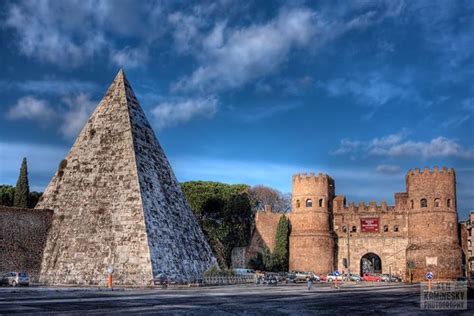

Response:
(273, 214), (290, 271)
(13, 157), (30, 208)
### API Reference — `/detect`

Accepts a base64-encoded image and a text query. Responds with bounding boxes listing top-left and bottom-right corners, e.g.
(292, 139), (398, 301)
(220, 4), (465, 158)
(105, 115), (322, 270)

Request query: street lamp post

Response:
(347, 228), (351, 280)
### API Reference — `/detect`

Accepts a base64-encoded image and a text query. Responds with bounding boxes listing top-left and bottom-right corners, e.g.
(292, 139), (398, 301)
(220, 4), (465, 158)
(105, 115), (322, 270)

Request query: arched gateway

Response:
(360, 253), (382, 275)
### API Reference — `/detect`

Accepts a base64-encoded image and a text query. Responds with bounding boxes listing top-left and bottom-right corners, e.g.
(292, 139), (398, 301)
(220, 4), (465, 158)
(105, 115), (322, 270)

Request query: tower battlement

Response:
(334, 200), (394, 213)
(406, 166), (455, 177)
(292, 172), (333, 184)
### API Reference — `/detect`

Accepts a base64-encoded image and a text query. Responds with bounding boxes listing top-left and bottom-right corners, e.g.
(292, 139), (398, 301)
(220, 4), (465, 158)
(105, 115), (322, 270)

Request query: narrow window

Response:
(306, 199), (313, 208)
(410, 200), (414, 209)
(342, 226), (347, 233)
(383, 225), (389, 232)
(420, 199), (427, 208)
(447, 199), (452, 208)
(351, 226), (356, 232)
(296, 200), (300, 208)
(434, 198), (440, 207)
(394, 225), (399, 232)
(319, 198), (323, 207)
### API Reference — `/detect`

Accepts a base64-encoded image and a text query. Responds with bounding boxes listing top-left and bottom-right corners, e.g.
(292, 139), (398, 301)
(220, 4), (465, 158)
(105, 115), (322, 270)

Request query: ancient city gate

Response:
(360, 252), (382, 275)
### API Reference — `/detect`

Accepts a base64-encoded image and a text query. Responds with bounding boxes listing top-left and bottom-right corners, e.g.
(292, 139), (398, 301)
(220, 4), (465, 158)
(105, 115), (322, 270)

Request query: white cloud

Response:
(317, 72), (424, 111)
(333, 130), (474, 159)
(443, 97), (474, 128)
(5, 93), (97, 138)
(173, 8), (317, 92)
(171, 2), (404, 93)
(110, 47), (149, 69)
(236, 102), (303, 123)
(168, 12), (207, 54)
(3, 0), (166, 67)
(0, 79), (99, 95)
(376, 137), (474, 159)
(151, 96), (218, 129)
(6, 96), (56, 121)
(376, 164), (401, 174)
(4, 1), (107, 66)
(60, 93), (97, 138)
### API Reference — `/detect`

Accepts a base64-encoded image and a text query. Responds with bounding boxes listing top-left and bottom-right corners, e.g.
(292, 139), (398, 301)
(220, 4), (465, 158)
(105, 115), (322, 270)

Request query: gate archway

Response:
(360, 252), (382, 275)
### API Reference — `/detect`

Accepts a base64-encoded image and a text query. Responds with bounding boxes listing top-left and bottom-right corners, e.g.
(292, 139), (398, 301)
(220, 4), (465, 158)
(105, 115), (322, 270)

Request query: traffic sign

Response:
(426, 272), (433, 280)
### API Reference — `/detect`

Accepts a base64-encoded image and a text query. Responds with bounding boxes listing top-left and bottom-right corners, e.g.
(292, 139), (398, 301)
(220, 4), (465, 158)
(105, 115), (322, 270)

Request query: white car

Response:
(233, 268), (256, 277)
(326, 273), (343, 282)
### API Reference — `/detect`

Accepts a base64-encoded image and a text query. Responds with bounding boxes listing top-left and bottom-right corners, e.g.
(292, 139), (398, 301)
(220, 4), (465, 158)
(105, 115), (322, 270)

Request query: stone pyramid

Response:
(36, 69), (217, 286)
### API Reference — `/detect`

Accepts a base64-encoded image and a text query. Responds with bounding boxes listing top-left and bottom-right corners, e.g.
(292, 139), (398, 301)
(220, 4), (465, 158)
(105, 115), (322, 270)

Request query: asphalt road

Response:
(0, 283), (472, 315)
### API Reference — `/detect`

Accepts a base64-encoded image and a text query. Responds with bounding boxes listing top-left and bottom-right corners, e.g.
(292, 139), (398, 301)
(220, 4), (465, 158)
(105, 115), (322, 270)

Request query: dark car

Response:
(263, 272), (278, 285)
(0, 272), (30, 287)
(277, 272), (288, 283)
(286, 272), (297, 283)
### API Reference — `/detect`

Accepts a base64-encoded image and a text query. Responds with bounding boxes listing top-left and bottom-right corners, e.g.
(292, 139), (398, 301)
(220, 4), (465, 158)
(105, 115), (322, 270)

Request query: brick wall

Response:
(0, 206), (53, 282)
(253, 210), (282, 252)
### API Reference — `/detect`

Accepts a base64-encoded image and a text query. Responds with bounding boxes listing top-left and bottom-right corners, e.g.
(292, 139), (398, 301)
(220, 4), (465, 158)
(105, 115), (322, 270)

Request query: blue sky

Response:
(0, 0), (473, 218)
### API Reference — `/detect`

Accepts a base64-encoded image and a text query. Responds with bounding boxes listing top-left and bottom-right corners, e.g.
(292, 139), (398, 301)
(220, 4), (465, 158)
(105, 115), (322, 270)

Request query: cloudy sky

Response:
(0, 0), (473, 217)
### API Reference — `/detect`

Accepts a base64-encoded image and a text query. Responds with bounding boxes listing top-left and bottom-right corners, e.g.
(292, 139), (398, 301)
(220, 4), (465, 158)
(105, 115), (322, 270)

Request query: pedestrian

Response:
(307, 277), (313, 291)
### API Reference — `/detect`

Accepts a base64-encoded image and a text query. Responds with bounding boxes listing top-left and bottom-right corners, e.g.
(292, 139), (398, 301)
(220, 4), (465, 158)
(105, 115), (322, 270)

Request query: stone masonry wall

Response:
(288, 173), (335, 274)
(406, 167), (462, 281)
(124, 73), (217, 282)
(333, 206), (409, 278)
(36, 71), (154, 286)
(0, 207), (53, 282)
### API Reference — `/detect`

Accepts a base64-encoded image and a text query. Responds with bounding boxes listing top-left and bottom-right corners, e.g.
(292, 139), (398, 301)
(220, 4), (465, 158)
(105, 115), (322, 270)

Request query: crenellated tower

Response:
(288, 172), (335, 274)
(406, 167), (462, 280)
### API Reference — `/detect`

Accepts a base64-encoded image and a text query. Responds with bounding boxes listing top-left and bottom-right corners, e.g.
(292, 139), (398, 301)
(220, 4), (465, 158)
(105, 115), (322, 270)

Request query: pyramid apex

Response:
(114, 68), (126, 81)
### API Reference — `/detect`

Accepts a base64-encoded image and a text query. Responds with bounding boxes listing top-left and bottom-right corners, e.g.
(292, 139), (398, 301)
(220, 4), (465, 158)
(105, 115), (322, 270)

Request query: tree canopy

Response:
(273, 214), (290, 271)
(13, 158), (30, 208)
(0, 185), (15, 207)
(181, 181), (254, 268)
(249, 185), (291, 212)
(0, 185), (42, 209)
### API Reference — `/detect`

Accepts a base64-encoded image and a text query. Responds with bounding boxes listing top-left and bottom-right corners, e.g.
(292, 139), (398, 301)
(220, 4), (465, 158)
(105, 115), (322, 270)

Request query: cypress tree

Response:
(273, 214), (290, 271)
(13, 157), (30, 208)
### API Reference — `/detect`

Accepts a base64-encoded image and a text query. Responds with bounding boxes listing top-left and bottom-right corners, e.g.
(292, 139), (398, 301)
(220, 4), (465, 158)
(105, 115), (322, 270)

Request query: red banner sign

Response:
(361, 218), (379, 232)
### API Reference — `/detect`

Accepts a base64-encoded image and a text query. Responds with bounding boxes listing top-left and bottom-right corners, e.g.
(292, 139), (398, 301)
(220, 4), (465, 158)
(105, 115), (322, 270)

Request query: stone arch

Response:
(360, 252), (382, 275)
(306, 199), (313, 208)
(434, 198), (440, 207)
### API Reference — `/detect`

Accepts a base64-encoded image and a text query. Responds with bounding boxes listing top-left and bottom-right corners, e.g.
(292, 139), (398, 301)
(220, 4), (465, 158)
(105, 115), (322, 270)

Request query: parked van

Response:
(0, 272), (29, 287)
(232, 268), (256, 276)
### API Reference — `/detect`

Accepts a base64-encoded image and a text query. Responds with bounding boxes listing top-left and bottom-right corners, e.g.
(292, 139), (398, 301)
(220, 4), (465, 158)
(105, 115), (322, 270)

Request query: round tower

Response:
(406, 166), (462, 280)
(288, 172), (335, 274)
